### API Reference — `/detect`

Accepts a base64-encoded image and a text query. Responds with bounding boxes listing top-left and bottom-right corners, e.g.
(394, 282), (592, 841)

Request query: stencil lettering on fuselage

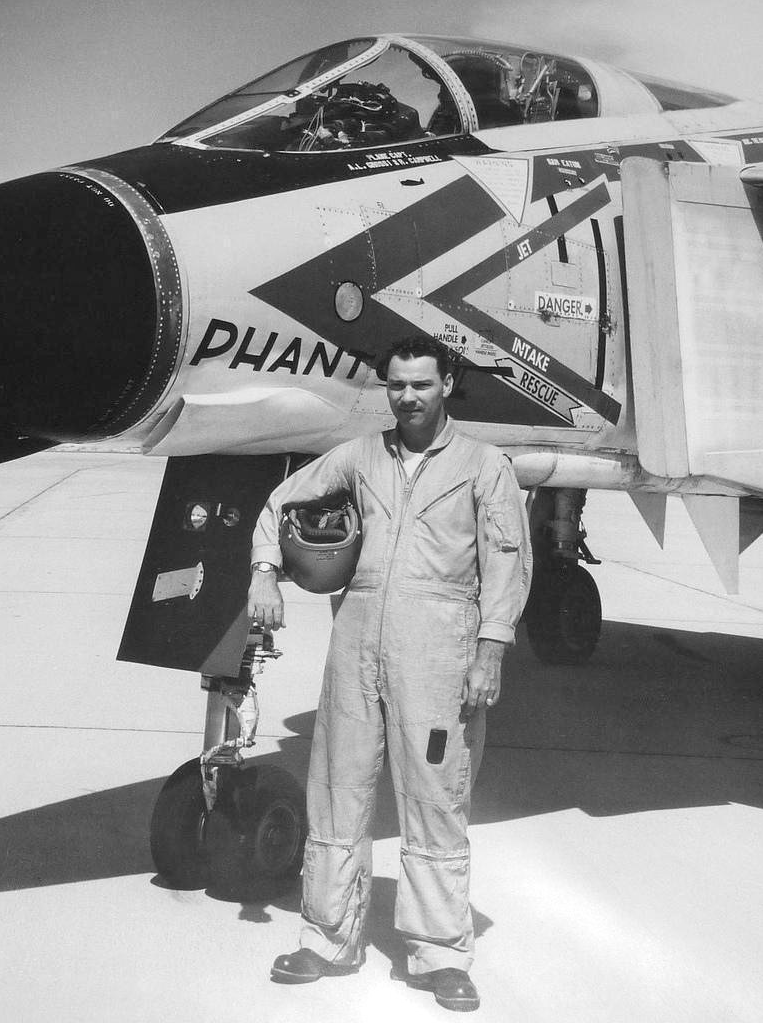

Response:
(189, 319), (363, 379)
(535, 291), (598, 321)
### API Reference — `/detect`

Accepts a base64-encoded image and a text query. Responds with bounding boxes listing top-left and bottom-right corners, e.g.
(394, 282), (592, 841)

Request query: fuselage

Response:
(1, 34), (761, 496)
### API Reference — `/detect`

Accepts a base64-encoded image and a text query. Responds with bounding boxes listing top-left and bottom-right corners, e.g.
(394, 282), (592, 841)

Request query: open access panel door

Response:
(621, 157), (763, 494)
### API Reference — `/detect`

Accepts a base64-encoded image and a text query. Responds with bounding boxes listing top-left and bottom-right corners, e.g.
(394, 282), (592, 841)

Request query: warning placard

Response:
(535, 291), (598, 321)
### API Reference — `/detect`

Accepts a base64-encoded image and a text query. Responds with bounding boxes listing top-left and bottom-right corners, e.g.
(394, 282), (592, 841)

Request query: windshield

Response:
(163, 39), (375, 139)
(162, 38), (458, 152)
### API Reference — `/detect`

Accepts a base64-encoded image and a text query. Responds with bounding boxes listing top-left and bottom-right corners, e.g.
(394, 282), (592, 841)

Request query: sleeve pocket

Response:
(485, 502), (520, 552)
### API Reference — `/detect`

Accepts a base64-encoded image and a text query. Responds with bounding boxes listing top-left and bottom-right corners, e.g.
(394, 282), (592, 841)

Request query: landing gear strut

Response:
(150, 628), (307, 895)
(524, 487), (602, 665)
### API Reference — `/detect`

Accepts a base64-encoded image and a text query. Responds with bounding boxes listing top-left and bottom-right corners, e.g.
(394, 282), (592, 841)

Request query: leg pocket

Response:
(396, 848), (471, 944)
(302, 837), (367, 930)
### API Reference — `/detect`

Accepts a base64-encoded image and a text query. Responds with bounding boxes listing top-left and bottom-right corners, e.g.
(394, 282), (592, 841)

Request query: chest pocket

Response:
(357, 471), (392, 519)
(415, 478), (473, 523)
(410, 476), (478, 582)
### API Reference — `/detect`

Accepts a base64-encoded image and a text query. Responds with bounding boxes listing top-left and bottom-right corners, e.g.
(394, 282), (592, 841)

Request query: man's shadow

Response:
(366, 876), (493, 975)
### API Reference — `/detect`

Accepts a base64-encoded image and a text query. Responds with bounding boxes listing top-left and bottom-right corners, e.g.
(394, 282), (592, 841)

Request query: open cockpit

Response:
(159, 34), (736, 154)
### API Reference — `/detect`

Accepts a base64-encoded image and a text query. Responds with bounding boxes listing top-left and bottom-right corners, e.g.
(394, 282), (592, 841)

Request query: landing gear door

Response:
(118, 454), (288, 675)
(621, 157), (763, 491)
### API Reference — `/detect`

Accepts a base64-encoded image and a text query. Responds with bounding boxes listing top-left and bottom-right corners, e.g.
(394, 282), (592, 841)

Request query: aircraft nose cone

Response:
(0, 169), (181, 441)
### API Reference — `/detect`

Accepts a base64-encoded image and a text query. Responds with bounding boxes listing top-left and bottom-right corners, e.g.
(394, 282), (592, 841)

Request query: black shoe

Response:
(402, 968), (480, 1012)
(270, 948), (361, 984)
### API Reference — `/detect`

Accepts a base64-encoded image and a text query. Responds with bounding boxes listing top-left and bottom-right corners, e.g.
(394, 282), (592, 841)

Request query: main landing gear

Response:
(150, 628), (306, 896)
(524, 487), (603, 665)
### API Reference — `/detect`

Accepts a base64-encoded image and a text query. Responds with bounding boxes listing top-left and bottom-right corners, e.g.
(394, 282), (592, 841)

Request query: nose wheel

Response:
(150, 757), (210, 890)
(150, 760), (306, 894)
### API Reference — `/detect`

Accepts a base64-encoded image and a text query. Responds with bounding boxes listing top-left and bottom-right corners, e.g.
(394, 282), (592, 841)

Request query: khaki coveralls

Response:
(252, 419), (532, 974)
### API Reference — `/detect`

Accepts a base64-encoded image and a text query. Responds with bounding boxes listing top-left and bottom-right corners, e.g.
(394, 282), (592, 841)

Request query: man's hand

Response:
(247, 569), (285, 630)
(462, 638), (505, 714)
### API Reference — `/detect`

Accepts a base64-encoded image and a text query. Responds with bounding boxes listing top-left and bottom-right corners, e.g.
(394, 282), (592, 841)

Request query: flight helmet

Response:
(279, 494), (361, 593)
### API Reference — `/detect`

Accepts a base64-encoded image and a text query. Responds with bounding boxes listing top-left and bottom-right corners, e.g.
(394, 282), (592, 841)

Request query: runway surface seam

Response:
(0, 468), (84, 523)
(0, 723), (311, 740)
(0, 725), (758, 762)
(0, 535), (148, 543)
(0, 589), (134, 596)
(485, 741), (763, 761)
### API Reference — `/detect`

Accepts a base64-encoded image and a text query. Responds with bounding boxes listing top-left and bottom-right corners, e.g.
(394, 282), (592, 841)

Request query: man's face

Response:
(385, 354), (453, 432)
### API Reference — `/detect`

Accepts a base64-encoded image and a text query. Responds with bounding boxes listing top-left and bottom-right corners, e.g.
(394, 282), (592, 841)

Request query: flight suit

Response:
(251, 418), (532, 974)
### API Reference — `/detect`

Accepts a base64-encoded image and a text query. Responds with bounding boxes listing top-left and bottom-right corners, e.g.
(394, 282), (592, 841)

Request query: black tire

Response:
(206, 764), (306, 898)
(524, 563), (602, 665)
(150, 758), (209, 889)
(244, 764), (307, 879)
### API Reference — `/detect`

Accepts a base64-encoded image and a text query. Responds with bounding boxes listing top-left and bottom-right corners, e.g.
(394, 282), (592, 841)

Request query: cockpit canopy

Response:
(159, 35), (735, 153)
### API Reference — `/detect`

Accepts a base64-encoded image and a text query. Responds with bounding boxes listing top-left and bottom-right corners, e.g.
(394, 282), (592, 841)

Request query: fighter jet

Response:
(2, 33), (762, 890)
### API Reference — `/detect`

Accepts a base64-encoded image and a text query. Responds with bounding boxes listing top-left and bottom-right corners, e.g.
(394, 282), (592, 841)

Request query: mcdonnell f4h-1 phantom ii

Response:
(2, 33), (763, 891)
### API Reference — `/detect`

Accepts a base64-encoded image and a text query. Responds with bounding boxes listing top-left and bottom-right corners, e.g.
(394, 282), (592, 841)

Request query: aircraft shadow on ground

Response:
(0, 621), (760, 895)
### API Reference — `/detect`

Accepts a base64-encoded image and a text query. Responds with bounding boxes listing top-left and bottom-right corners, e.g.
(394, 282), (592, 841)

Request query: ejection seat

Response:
(445, 52), (523, 129)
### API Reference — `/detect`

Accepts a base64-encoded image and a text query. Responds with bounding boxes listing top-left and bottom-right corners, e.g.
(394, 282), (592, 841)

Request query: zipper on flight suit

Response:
(375, 451), (430, 688)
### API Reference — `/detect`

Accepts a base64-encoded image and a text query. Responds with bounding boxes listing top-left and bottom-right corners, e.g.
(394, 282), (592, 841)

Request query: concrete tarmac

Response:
(1, 449), (762, 1023)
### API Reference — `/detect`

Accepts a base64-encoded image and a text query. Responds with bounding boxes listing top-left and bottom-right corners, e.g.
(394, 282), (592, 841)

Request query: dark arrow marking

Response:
(426, 183), (621, 425)
(250, 174), (553, 424)
(250, 175), (506, 359)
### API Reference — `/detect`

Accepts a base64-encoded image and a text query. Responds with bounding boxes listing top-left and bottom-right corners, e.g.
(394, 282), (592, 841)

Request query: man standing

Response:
(248, 337), (532, 1012)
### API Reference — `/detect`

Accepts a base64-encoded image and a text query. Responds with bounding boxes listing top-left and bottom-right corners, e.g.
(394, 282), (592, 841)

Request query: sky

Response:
(1, 0), (762, 182)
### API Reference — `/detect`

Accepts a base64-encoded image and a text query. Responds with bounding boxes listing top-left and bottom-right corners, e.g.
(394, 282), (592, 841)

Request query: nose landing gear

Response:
(149, 627), (307, 894)
(524, 487), (603, 665)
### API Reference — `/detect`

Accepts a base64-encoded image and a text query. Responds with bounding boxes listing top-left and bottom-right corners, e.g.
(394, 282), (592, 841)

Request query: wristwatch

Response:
(251, 561), (277, 573)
